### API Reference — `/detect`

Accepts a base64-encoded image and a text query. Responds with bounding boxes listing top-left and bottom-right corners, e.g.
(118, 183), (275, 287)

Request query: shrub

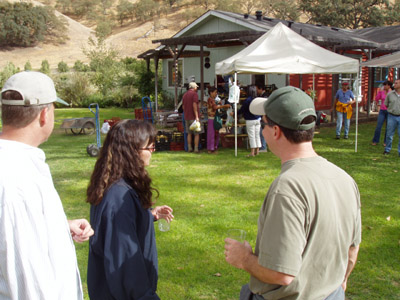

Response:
(40, 60), (50, 74)
(56, 72), (94, 107)
(24, 61), (32, 71)
(0, 62), (20, 88)
(73, 60), (90, 72)
(57, 61), (69, 73)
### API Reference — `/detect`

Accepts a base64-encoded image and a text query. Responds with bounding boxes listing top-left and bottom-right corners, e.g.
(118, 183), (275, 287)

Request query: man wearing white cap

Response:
(0, 71), (94, 299)
(182, 81), (201, 153)
(224, 86), (361, 300)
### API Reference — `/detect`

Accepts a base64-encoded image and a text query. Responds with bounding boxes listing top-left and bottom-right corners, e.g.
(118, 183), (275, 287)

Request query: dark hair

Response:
(1, 90), (51, 128)
(86, 120), (158, 208)
(256, 84), (265, 90)
(266, 115), (315, 143)
(208, 86), (217, 94)
(383, 80), (393, 90)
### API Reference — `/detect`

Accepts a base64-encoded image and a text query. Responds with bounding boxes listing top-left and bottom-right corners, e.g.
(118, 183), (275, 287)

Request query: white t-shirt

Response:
(0, 139), (83, 300)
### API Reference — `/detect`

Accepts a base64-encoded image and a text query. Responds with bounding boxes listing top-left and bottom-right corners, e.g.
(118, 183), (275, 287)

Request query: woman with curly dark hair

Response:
(86, 119), (173, 300)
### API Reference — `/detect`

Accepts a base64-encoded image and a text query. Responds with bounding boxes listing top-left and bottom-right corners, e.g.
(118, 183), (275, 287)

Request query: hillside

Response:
(0, 1), (189, 70)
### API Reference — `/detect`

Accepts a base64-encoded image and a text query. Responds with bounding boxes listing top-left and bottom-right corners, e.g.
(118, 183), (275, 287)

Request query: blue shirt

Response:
(335, 89), (354, 104)
(87, 179), (159, 300)
(238, 96), (261, 121)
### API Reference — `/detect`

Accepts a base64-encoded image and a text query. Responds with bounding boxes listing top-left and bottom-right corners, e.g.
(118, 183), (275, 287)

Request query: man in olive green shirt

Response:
(224, 87), (361, 300)
(383, 79), (400, 156)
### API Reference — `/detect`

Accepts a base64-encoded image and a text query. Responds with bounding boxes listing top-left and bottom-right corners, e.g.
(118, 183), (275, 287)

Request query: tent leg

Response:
(234, 72), (238, 157)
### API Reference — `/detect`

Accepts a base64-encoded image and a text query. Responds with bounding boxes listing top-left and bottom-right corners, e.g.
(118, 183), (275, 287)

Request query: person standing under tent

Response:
(256, 84), (268, 152)
(383, 79), (400, 156)
(206, 86), (230, 154)
(332, 81), (355, 139)
(182, 82), (201, 153)
(234, 85), (261, 157)
(372, 80), (392, 146)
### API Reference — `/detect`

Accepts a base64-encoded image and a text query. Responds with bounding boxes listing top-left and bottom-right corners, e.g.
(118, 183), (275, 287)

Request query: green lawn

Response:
(41, 108), (400, 299)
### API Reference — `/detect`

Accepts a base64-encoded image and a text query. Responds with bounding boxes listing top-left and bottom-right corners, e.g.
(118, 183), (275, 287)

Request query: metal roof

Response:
(138, 10), (400, 59)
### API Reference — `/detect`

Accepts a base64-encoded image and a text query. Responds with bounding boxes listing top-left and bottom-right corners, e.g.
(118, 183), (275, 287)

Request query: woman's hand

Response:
(152, 205), (174, 222)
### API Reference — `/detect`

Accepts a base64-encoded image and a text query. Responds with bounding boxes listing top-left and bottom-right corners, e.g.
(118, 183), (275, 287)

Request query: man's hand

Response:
(224, 238), (253, 270)
(68, 219), (94, 243)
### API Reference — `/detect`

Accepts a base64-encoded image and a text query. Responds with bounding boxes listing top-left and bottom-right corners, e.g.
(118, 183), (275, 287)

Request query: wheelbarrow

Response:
(60, 117), (95, 135)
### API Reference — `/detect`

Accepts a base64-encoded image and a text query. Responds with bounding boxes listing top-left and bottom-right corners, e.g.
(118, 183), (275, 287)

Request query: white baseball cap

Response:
(188, 82), (199, 89)
(1, 71), (69, 106)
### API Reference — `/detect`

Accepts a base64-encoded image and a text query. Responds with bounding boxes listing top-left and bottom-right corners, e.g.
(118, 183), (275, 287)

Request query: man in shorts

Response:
(182, 81), (201, 153)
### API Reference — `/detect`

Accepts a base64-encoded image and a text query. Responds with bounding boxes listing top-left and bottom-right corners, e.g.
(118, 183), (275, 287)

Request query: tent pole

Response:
(234, 72), (238, 157)
(355, 62), (361, 152)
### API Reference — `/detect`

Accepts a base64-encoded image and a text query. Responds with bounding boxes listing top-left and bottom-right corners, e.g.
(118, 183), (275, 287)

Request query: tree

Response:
(84, 37), (122, 96)
(116, 0), (134, 25)
(0, 62), (20, 88)
(58, 61), (69, 73)
(24, 61), (32, 71)
(299, 0), (400, 29)
(0, 2), (67, 47)
(40, 60), (50, 74)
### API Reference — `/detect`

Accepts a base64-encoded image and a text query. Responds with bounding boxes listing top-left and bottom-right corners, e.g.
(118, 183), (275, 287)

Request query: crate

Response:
(155, 131), (172, 151)
(135, 108), (152, 120)
(220, 133), (245, 148)
(177, 121), (184, 133)
(170, 142), (184, 151)
(103, 117), (121, 127)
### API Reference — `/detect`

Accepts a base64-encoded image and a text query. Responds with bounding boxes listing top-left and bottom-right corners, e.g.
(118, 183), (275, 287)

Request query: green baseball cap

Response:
(249, 86), (316, 130)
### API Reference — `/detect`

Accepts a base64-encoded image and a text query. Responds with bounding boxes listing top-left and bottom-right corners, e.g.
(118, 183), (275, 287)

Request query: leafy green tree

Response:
(58, 61), (69, 73)
(73, 60), (90, 72)
(40, 60), (50, 74)
(95, 19), (113, 40)
(299, 0), (400, 29)
(117, 0), (135, 25)
(134, 0), (157, 22)
(24, 61), (32, 71)
(271, 0), (300, 21)
(0, 62), (20, 89)
(56, 73), (93, 107)
(0, 2), (67, 47)
(84, 37), (122, 96)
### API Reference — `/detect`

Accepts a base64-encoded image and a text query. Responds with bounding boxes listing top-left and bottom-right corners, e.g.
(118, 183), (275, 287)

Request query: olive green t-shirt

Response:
(249, 156), (361, 300)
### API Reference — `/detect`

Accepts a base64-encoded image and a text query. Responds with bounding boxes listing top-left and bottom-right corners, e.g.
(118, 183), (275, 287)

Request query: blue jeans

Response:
(384, 113), (400, 154)
(259, 126), (267, 150)
(336, 111), (350, 136)
(372, 109), (388, 144)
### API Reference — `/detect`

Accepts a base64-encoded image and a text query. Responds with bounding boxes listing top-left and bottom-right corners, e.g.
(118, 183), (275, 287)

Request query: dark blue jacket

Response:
(88, 179), (159, 300)
(237, 96), (261, 121)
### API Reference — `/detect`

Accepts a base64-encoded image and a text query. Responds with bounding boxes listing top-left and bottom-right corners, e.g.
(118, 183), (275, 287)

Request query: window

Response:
(374, 67), (388, 84)
(168, 59), (183, 87)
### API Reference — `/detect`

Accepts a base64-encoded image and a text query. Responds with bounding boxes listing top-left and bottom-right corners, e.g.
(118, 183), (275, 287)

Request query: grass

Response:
(27, 108), (400, 299)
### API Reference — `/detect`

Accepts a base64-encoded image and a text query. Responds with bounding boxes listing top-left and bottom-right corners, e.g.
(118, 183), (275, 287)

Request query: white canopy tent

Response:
(361, 51), (400, 68)
(215, 22), (361, 156)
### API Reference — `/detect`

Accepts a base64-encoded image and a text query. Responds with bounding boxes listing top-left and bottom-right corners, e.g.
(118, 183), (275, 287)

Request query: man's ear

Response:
(273, 125), (281, 140)
(38, 107), (49, 127)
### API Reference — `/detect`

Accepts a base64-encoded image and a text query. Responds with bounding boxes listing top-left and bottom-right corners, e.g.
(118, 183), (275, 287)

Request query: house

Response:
(138, 10), (400, 111)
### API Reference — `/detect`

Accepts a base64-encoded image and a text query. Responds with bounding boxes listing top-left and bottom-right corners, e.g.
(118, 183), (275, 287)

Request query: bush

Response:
(0, 2), (67, 47)
(57, 61), (69, 73)
(40, 60), (50, 74)
(24, 61), (32, 71)
(73, 60), (90, 72)
(0, 62), (20, 88)
(56, 72), (94, 107)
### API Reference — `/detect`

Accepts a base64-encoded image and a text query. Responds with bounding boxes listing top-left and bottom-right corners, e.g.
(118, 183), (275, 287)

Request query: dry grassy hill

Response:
(0, 0), (191, 70)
